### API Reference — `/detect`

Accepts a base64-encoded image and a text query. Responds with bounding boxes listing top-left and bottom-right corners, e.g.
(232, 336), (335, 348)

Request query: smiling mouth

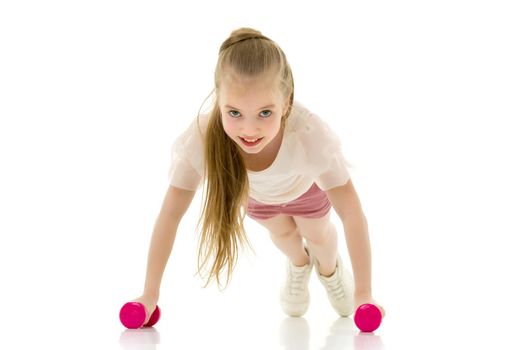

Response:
(239, 137), (263, 146)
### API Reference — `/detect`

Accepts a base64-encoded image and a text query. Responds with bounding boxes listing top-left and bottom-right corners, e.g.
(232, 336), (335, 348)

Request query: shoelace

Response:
(288, 265), (308, 296)
(324, 277), (346, 301)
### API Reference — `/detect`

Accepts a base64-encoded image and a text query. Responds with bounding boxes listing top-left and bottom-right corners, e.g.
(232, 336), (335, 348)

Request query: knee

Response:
(302, 223), (336, 246)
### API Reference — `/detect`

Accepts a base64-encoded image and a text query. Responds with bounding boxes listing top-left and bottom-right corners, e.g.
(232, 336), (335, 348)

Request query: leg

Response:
(293, 211), (338, 277)
(253, 214), (310, 267)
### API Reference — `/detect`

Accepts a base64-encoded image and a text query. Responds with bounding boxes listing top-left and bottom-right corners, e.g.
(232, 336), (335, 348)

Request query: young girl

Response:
(125, 27), (385, 326)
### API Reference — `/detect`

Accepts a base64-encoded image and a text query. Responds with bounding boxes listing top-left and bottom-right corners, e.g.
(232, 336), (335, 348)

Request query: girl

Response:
(126, 27), (385, 325)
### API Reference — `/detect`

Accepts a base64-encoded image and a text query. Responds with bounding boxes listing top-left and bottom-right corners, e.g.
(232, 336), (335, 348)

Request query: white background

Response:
(1, 0), (524, 349)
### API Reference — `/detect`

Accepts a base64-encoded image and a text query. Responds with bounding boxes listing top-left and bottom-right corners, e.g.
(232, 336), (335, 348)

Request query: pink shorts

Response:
(247, 182), (332, 221)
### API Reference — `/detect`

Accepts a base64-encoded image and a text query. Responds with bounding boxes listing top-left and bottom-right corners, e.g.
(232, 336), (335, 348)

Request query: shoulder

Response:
(289, 102), (338, 146)
(171, 112), (211, 165)
(287, 102), (344, 165)
(176, 112), (210, 144)
(196, 112), (212, 134)
(285, 100), (311, 132)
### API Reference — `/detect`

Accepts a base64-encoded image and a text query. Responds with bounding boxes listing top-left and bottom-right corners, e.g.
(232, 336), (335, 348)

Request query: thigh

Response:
(293, 211), (332, 242)
(253, 214), (298, 237)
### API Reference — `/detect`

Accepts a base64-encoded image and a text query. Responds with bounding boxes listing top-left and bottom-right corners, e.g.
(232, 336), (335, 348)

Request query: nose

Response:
(241, 119), (260, 135)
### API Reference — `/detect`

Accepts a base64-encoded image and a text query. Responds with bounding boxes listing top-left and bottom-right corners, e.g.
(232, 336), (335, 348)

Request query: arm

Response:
(325, 178), (371, 295)
(142, 185), (197, 296)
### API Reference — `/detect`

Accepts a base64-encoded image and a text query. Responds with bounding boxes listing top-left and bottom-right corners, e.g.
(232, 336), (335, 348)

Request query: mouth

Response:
(239, 137), (263, 147)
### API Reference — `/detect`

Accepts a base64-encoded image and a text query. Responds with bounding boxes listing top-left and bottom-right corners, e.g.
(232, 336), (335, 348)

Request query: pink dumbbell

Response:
(354, 303), (382, 332)
(119, 302), (161, 329)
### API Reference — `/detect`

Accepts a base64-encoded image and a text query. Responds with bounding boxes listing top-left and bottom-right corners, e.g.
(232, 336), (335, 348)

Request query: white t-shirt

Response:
(168, 101), (352, 205)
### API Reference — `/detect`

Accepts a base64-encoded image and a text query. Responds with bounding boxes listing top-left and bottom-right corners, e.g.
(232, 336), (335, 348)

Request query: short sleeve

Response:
(167, 116), (205, 191)
(300, 113), (352, 191)
(315, 152), (351, 191)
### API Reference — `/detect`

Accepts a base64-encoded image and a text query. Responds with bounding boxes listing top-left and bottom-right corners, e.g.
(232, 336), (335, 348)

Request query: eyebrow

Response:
(225, 104), (276, 111)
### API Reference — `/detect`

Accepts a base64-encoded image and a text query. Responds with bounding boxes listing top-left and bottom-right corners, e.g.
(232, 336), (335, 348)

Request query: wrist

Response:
(143, 290), (160, 298)
(354, 289), (372, 297)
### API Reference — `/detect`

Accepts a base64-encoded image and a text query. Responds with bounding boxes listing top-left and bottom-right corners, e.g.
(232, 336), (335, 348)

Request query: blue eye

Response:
(227, 110), (272, 118)
(260, 110), (272, 118)
(228, 110), (241, 118)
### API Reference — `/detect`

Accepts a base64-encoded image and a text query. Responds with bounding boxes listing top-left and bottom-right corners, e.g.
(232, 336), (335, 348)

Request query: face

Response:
(218, 74), (289, 156)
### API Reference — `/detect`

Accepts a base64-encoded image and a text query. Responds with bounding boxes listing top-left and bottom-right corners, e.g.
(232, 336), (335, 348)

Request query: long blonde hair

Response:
(194, 28), (295, 289)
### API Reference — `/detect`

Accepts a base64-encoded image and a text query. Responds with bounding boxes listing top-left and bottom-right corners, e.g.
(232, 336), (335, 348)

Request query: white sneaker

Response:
(314, 253), (355, 317)
(280, 246), (313, 317)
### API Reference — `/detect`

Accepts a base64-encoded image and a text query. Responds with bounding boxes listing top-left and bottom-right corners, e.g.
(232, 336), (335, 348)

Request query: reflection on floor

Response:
(118, 316), (385, 350)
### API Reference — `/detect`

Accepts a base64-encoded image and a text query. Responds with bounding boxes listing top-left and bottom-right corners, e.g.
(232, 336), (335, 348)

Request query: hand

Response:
(353, 292), (385, 318)
(131, 293), (159, 324)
